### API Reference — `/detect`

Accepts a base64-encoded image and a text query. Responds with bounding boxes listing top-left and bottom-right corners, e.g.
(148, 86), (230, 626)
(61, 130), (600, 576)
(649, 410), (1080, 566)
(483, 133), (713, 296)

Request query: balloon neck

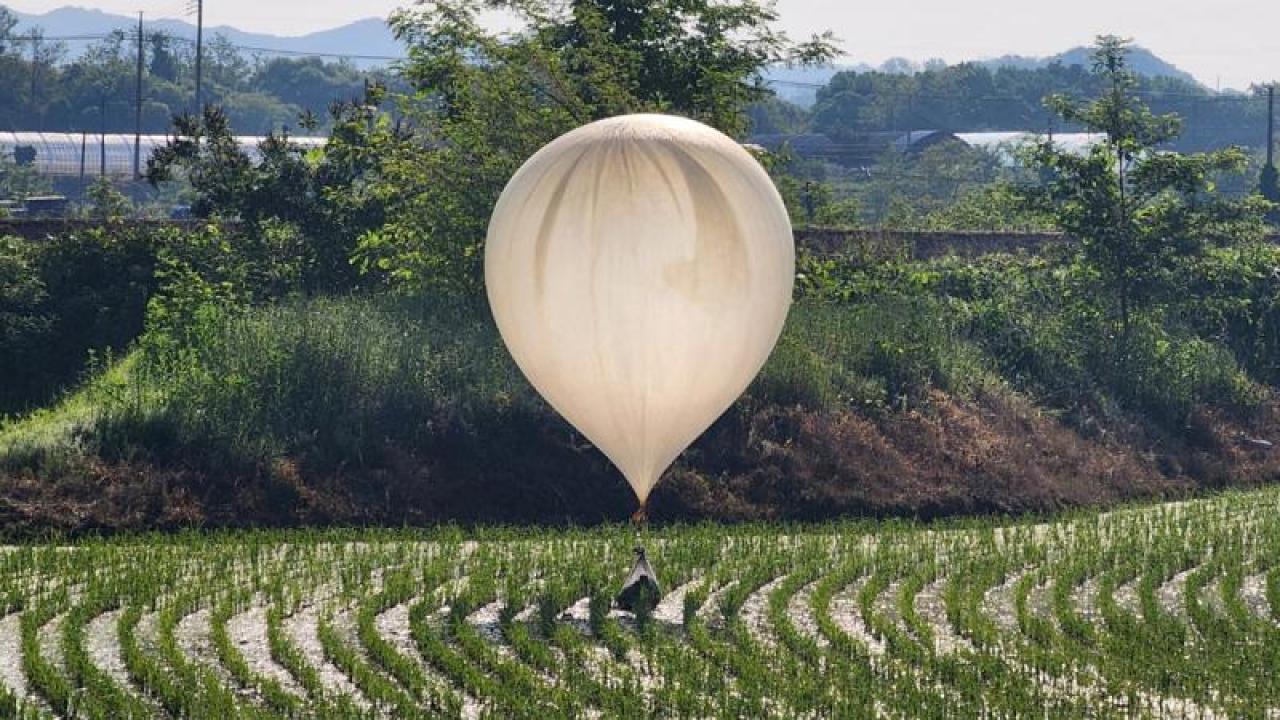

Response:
(630, 504), (648, 530)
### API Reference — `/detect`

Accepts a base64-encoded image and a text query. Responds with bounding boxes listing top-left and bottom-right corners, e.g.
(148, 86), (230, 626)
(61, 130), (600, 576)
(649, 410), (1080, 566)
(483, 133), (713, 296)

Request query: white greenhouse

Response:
(0, 132), (326, 178)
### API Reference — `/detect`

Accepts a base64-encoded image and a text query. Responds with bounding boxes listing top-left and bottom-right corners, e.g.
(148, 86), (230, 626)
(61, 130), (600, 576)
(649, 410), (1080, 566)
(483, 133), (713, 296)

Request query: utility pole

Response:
(1263, 84), (1279, 221)
(193, 0), (204, 112)
(135, 12), (145, 179)
(79, 132), (87, 194)
(1268, 84), (1275, 171)
(100, 98), (107, 177)
(29, 29), (39, 105)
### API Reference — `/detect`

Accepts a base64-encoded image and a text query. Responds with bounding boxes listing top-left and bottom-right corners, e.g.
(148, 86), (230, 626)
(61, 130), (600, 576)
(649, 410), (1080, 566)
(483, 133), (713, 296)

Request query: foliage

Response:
(83, 176), (133, 219)
(146, 103), (389, 293)
(136, 293), (526, 467)
(0, 236), (52, 407)
(351, 0), (835, 292)
(771, 141), (1052, 232)
(765, 152), (862, 227)
(1, 20), (378, 134)
(1021, 37), (1269, 347)
(4, 7), (1280, 543)
(0, 229), (159, 415)
(0, 150), (53, 201)
(0, 221), (324, 416)
(19, 290), (982, 471)
(897, 182), (1055, 232)
(808, 53), (1270, 154)
(795, 246), (1269, 429)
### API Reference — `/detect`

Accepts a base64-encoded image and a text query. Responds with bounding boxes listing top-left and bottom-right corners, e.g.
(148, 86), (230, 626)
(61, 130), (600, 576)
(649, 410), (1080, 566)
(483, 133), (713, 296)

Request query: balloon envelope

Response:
(485, 114), (794, 505)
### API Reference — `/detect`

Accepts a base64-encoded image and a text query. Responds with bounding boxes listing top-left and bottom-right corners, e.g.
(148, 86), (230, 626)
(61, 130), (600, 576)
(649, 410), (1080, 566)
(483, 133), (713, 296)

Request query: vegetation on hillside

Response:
(1, 22), (1279, 533)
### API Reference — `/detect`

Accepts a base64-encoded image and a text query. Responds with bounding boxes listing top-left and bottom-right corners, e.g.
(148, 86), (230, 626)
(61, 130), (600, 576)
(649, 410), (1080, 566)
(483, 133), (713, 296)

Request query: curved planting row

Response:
(1, 488), (1278, 718)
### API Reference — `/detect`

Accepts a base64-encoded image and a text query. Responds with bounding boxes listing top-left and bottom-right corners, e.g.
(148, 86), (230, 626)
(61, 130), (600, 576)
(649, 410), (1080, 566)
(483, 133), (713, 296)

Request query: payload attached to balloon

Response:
(485, 113), (795, 514)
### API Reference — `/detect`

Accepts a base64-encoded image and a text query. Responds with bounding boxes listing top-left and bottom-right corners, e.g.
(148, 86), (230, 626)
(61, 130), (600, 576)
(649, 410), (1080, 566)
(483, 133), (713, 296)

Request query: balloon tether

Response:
(630, 502), (648, 531)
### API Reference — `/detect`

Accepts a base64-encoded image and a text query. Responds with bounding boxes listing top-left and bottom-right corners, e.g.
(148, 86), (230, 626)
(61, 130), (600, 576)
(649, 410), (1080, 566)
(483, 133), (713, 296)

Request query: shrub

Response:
(132, 293), (531, 466)
(755, 297), (988, 411)
(0, 230), (156, 414)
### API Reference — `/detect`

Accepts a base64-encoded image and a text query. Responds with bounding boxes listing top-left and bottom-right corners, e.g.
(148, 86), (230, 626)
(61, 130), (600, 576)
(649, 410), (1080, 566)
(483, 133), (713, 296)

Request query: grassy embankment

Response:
(3, 240), (1279, 535)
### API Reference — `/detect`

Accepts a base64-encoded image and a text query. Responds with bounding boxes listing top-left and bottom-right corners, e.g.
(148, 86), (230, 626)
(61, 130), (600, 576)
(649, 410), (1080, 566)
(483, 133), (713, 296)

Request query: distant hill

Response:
(981, 46), (1199, 85)
(5, 5), (405, 68)
(762, 64), (872, 106)
(765, 45), (1202, 107)
(8, 8), (1202, 94)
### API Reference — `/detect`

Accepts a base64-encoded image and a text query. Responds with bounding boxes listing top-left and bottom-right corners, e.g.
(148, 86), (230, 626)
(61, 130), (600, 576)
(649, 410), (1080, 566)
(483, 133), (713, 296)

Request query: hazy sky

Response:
(6, 0), (1277, 90)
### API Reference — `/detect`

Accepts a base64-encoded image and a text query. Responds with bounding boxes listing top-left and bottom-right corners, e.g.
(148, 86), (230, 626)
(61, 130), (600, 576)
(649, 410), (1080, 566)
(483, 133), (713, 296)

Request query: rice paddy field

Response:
(2, 486), (1279, 719)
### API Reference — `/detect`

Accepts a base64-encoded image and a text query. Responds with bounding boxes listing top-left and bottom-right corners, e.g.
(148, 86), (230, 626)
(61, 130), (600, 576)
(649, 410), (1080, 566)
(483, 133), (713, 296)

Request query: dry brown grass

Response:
(2, 389), (1278, 537)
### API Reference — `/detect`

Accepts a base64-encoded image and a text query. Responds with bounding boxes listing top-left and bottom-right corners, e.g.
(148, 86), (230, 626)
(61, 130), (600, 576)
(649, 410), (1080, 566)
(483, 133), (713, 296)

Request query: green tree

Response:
(1024, 36), (1269, 344)
(84, 176), (133, 219)
(148, 31), (180, 82)
(0, 151), (53, 201)
(0, 7), (17, 55)
(61, 31), (134, 132)
(147, 102), (388, 293)
(0, 236), (52, 410)
(355, 0), (836, 292)
(252, 57), (365, 115)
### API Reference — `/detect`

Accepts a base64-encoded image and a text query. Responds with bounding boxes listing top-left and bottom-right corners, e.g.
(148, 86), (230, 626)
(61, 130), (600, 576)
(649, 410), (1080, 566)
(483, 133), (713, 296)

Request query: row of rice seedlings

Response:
(940, 536), (1086, 712)
(444, 555), (587, 718)
(210, 589), (302, 716)
(808, 551), (886, 715)
(531, 556), (645, 712)
(121, 554), (276, 720)
(1094, 512), (1236, 711)
(679, 540), (785, 716)
(866, 539), (1069, 718)
(1007, 496), (1269, 716)
(725, 539), (856, 716)
(19, 586), (76, 717)
(2, 548), (93, 720)
(517, 545), (649, 718)
(61, 577), (155, 719)
(313, 543), (432, 718)
(731, 534), (879, 715)
(768, 561), (860, 713)
(3, 486), (1280, 717)
(356, 560), (461, 715)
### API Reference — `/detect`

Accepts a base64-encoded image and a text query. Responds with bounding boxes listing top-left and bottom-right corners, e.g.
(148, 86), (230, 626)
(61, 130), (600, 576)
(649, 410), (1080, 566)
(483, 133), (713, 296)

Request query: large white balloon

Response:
(485, 114), (794, 506)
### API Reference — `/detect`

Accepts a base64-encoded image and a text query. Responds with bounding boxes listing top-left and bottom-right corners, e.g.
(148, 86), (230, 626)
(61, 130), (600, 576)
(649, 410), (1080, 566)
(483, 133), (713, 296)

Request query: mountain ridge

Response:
(765, 46), (1203, 106)
(5, 4), (405, 67)
(8, 5), (1205, 90)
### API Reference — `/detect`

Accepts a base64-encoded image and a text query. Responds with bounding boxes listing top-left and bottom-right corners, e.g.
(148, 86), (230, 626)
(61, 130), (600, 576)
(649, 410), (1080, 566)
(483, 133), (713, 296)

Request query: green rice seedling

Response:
(3, 486), (1280, 717)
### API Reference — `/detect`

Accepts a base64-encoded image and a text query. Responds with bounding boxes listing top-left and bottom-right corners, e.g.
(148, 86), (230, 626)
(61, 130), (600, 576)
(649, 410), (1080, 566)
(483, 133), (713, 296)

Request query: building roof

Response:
(955, 131), (1106, 158)
(892, 130), (961, 153)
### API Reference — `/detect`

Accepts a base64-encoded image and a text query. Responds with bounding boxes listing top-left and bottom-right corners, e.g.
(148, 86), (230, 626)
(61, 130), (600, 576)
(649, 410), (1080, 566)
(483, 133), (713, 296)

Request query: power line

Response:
(6, 31), (404, 63)
(227, 44), (402, 62)
(767, 78), (1269, 103)
(192, 0), (202, 111)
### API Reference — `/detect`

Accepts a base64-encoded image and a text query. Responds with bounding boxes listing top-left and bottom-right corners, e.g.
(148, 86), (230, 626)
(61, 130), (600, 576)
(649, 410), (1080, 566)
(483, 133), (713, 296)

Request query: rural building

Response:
(749, 129), (1105, 167)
